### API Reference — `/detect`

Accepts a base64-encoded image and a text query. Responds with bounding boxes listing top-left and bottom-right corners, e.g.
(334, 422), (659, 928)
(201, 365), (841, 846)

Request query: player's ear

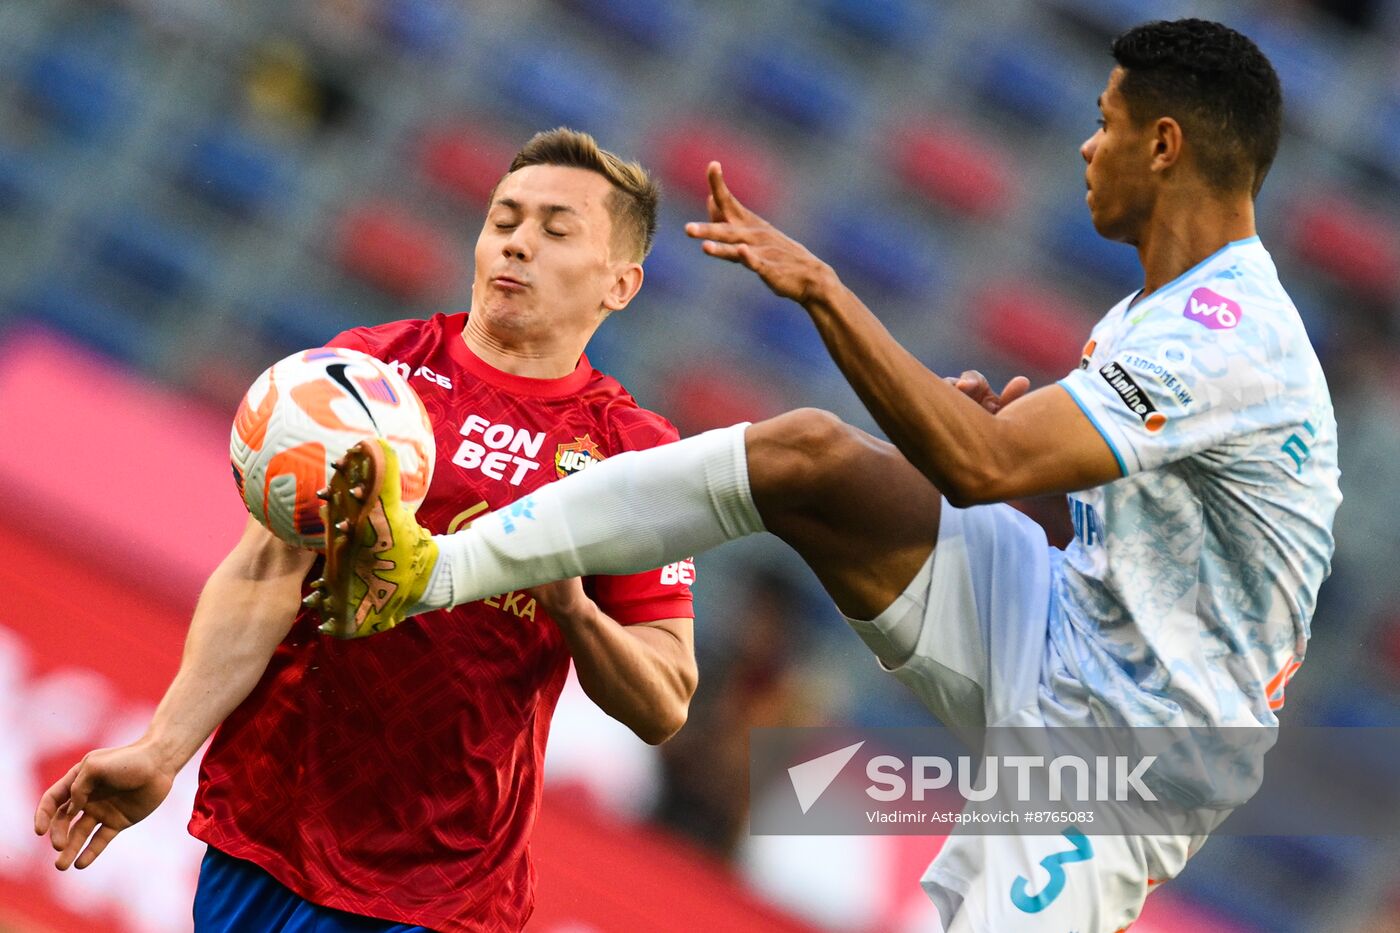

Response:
(1150, 116), (1183, 174)
(602, 262), (644, 313)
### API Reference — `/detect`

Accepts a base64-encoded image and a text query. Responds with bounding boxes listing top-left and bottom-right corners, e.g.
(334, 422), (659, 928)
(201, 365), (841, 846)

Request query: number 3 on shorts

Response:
(1009, 827), (1095, 913)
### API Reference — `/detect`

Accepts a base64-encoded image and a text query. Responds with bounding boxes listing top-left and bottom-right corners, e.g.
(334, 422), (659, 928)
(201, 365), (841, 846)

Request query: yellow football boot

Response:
(307, 438), (438, 639)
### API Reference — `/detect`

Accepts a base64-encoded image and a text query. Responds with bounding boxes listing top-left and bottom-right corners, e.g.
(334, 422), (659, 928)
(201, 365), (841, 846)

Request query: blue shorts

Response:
(193, 846), (433, 933)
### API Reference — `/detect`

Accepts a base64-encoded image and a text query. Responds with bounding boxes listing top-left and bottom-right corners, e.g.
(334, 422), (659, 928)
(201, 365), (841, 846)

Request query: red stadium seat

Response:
(1286, 193), (1400, 301)
(659, 362), (787, 435)
(418, 123), (518, 208)
(895, 121), (1017, 219)
(972, 281), (1095, 376)
(336, 201), (460, 302)
(653, 121), (782, 214)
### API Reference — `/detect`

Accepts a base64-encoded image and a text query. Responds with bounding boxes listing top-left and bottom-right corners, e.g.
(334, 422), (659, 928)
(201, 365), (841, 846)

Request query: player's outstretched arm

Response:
(34, 517), (314, 870)
(686, 162), (1119, 503)
(531, 579), (696, 745)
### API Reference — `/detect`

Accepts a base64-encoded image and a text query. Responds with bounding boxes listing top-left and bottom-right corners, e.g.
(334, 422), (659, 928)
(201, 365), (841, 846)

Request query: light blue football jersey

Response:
(1053, 236), (1340, 729)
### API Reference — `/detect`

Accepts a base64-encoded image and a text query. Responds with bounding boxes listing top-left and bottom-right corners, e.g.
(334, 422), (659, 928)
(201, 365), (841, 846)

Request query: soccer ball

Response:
(230, 347), (436, 549)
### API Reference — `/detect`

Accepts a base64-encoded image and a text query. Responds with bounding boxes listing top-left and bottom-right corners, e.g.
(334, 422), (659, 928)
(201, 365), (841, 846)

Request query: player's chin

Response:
(1086, 206), (1126, 242)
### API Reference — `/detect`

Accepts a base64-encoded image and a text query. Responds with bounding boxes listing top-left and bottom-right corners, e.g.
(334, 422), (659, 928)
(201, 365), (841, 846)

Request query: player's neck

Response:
(460, 314), (588, 379)
(1135, 190), (1256, 298)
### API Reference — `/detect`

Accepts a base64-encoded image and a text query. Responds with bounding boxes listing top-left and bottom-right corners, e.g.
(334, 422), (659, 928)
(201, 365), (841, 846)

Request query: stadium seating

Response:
(372, 0), (469, 57)
(89, 210), (212, 298)
(1286, 192), (1400, 301)
(894, 121), (1018, 219)
(731, 40), (858, 134)
(971, 35), (1087, 129)
(495, 44), (621, 137)
(972, 281), (1093, 375)
(418, 123), (518, 208)
(553, 0), (698, 52)
(652, 121), (783, 214)
(812, 200), (945, 296)
(336, 201), (461, 302)
(21, 39), (131, 142)
(0, 146), (49, 214)
(813, 0), (937, 50)
(12, 282), (153, 365)
(1046, 197), (1142, 292)
(180, 124), (296, 218)
(256, 292), (363, 356)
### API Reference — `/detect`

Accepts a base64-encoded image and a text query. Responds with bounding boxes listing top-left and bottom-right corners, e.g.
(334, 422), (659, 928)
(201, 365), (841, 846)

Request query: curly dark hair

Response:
(1111, 19), (1283, 196)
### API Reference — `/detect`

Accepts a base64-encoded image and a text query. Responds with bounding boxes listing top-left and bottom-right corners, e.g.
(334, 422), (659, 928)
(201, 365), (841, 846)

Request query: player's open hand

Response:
(685, 162), (834, 305)
(34, 743), (174, 870)
(946, 370), (1031, 414)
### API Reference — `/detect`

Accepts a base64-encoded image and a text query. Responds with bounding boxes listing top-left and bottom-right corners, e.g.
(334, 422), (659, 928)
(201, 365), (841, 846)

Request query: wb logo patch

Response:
(555, 435), (605, 477)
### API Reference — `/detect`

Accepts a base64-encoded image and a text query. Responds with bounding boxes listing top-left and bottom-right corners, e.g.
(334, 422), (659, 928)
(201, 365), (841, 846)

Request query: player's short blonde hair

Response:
(503, 128), (660, 262)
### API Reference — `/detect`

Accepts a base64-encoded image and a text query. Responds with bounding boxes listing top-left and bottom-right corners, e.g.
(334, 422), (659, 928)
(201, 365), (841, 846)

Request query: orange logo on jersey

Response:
(555, 435), (605, 477)
(1078, 339), (1097, 371)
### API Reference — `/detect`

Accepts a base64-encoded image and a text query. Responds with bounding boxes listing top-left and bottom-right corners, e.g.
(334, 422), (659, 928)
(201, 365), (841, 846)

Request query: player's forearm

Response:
(143, 535), (312, 773)
(553, 608), (697, 745)
(800, 272), (1009, 505)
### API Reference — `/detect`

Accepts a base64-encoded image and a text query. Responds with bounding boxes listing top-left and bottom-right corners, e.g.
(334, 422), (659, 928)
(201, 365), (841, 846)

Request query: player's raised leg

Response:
(312, 408), (942, 656)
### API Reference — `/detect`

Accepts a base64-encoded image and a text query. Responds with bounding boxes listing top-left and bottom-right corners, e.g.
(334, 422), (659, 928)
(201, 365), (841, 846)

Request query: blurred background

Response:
(2, 0), (1399, 930)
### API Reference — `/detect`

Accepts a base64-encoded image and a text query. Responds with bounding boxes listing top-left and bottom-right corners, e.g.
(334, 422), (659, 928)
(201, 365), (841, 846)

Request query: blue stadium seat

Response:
(257, 292), (363, 354)
(556, 0), (697, 52)
(972, 36), (1087, 129)
(1174, 839), (1312, 933)
(22, 41), (131, 142)
(1237, 18), (1336, 126)
(745, 294), (835, 370)
(639, 212), (708, 298)
(89, 211), (211, 297)
(496, 45), (620, 136)
(813, 202), (944, 296)
(1047, 0), (1191, 35)
(1367, 95), (1400, 181)
(815, 0), (937, 49)
(182, 125), (295, 218)
(12, 282), (153, 364)
(0, 146), (50, 214)
(733, 42), (858, 134)
(1046, 200), (1141, 292)
(374, 0), (469, 57)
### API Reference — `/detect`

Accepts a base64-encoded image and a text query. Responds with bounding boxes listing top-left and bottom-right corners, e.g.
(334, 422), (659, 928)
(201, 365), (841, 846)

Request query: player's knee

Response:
(747, 408), (858, 500)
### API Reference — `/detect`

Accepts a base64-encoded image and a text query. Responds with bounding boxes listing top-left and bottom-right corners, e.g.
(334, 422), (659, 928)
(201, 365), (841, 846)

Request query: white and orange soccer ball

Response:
(230, 347), (436, 549)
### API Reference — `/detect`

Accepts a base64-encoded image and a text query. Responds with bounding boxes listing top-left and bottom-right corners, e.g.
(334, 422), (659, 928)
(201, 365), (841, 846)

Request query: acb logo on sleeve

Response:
(555, 435), (606, 477)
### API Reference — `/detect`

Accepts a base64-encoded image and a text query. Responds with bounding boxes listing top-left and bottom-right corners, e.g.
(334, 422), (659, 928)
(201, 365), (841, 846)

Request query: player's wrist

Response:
(135, 729), (193, 779)
(798, 261), (843, 310)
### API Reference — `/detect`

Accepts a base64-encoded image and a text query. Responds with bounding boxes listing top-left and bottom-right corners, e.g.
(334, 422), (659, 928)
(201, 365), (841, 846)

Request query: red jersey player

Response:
(35, 129), (698, 933)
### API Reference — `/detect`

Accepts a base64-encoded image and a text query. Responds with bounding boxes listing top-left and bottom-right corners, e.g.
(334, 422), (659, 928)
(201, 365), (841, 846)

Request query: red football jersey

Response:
(190, 313), (694, 931)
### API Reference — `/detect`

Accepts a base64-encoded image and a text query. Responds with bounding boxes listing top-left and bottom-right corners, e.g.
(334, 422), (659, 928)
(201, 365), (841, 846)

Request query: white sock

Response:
(412, 423), (763, 613)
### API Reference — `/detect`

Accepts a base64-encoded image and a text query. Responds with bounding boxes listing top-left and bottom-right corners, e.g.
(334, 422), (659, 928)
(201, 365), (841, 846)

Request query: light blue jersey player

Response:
(1054, 235), (1340, 732)
(312, 18), (1332, 933)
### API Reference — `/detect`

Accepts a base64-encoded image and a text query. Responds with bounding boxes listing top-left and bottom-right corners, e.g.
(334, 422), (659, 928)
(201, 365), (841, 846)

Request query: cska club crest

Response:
(555, 434), (606, 477)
